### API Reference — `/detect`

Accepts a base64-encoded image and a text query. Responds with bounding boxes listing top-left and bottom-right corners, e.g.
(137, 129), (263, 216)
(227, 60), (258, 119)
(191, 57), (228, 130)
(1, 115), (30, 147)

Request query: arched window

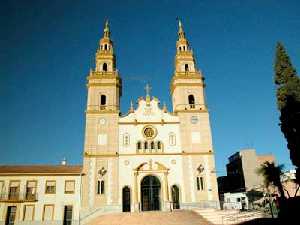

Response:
(179, 46), (181, 51)
(185, 64), (189, 72)
(144, 141), (148, 149)
(97, 180), (105, 194)
(101, 180), (105, 194)
(157, 141), (161, 150)
(123, 133), (130, 146)
(169, 133), (176, 146)
(183, 46), (186, 51)
(100, 95), (106, 105)
(97, 181), (100, 194)
(188, 95), (195, 108)
(137, 141), (141, 150)
(196, 177), (204, 191)
(151, 141), (155, 149)
(102, 63), (108, 72)
(104, 44), (108, 50)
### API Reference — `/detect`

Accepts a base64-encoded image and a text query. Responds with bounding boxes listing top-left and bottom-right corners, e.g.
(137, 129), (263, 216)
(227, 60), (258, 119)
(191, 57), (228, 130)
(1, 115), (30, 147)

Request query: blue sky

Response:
(1, 0), (300, 176)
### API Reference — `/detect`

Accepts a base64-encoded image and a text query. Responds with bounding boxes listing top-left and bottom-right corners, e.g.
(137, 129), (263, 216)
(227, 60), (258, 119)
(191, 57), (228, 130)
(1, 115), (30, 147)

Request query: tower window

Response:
(179, 47), (181, 51)
(104, 44), (108, 50)
(188, 95), (195, 108)
(185, 64), (189, 72)
(102, 63), (108, 72)
(100, 95), (106, 105)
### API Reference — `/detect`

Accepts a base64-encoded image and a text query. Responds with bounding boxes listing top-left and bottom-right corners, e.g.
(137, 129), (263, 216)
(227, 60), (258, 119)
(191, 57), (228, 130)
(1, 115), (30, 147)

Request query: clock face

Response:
(191, 116), (199, 124)
(142, 125), (157, 139)
(99, 118), (106, 125)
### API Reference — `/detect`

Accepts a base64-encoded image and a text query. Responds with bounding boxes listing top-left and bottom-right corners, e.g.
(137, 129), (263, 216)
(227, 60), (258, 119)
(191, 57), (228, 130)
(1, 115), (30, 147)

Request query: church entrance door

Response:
(171, 185), (180, 209)
(141, 175), (161, 211)
(122, 186), (131, 212)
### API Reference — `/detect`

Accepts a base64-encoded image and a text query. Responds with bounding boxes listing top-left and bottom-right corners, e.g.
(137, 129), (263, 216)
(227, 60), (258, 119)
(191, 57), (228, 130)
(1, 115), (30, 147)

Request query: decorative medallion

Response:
(99, 118), (106, 125)
(142, 125), (157, 139)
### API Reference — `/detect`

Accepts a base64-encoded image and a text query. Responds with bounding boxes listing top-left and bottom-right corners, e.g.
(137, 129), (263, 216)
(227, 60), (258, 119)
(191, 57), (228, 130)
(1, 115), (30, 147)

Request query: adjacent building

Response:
(218, 149), (275, 194)
(0, 165), (81, 225)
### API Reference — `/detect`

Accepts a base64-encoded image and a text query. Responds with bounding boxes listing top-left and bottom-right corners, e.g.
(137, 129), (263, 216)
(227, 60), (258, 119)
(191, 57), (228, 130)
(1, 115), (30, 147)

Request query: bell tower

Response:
(81, 20), (121, 212)
(170, 21), (219, 204)
(171, 20), (206, 113)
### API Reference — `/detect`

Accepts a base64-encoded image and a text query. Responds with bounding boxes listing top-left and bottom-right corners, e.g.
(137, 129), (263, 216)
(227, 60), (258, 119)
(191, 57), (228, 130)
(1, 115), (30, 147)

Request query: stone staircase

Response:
(193, 208), (267, 225)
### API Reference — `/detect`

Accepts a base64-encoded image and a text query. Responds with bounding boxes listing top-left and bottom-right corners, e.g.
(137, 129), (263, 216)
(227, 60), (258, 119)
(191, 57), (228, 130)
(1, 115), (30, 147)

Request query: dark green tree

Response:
(257, 162), (286, 199)
(274, 42), (300, 183)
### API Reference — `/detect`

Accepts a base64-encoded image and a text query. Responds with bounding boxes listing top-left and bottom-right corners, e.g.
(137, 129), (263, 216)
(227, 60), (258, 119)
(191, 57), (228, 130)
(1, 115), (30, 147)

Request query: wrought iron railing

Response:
(0, 192), (38, 202)
(174, 103), (206, 111)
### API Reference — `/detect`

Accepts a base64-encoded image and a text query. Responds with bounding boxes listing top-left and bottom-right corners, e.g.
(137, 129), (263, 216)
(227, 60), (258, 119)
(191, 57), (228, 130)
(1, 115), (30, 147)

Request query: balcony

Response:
(174, 103), (206, 112)
(0, 192), (38, 202)
(87, 104), (118, 113)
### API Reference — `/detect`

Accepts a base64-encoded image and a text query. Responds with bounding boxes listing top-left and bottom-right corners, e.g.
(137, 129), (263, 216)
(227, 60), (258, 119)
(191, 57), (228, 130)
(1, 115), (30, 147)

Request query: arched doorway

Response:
(141, 175), (161, 211)
(122, 186), (131, 212)
(171, 185), (180, 209)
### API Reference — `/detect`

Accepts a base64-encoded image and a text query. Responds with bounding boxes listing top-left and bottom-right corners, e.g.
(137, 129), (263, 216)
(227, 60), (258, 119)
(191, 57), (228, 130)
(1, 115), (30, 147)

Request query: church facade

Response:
(81, 20), (219, 217)
(0, 20), (220, 225)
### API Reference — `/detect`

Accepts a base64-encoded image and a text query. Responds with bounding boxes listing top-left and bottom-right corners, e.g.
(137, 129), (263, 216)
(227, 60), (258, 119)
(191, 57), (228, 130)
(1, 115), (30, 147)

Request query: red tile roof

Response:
(0, 165), (82, 175)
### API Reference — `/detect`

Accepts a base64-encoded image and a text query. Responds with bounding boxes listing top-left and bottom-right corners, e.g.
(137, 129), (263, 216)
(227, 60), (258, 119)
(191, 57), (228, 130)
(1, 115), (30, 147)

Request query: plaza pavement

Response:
(88, 210), (213, 225)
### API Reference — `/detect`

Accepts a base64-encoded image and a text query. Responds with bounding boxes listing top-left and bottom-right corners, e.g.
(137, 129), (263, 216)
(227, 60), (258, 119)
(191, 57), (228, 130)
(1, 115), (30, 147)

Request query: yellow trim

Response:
(86, 110), (119, 114)
(45, 180), (56, 194)
(174, 109), (208, 113)
(118, 121), (179, 125)
(170, 83), (205, 94)
(86, 83), (121, 88)
(84, 151), (214, 158)
(0, 173), (81, 176)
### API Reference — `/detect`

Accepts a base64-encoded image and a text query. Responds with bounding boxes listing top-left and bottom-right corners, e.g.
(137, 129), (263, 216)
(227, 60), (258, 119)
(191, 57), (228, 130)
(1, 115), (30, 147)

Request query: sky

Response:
(1, 0), (300, 176)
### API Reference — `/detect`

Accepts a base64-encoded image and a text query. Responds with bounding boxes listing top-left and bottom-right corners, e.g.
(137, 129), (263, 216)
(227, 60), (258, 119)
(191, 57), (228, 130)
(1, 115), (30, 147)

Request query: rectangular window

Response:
(43, 204), (54, 221)
(97, 180), (105, 195)
(5, 206), (16, 225)
(26, 181), (37, 200)
(65, 180), (75, 194)
(196, 177), (200, 190)
(63, 205), (73, 225)
(191, 132), (201, 144)
(45, 181), (56, 194)
(9, 181), (20, 200)
(23, 205), (34, 221)
(98, 134), (107, 145)
(0, 180), (4, 192)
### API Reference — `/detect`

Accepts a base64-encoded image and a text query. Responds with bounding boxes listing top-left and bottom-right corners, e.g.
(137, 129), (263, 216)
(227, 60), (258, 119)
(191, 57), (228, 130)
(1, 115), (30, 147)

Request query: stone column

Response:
(163, 171), (170, 211)
(133, 171), (139, 211)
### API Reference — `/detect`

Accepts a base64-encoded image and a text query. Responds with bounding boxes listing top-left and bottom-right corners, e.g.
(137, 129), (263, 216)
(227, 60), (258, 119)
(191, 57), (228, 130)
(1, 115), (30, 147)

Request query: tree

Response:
(274, 42), (300, 183)
(257, 162), (286, 200)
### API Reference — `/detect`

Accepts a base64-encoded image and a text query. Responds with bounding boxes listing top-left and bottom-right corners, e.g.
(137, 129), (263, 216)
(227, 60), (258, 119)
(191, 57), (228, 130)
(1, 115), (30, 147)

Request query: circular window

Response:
(142, 126), (157, 139)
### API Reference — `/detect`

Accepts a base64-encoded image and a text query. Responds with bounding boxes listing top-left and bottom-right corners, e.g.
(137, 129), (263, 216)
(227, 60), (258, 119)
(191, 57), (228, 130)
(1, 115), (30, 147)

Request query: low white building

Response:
(223, 192), (248, 210)
(0, 165), (82, 225)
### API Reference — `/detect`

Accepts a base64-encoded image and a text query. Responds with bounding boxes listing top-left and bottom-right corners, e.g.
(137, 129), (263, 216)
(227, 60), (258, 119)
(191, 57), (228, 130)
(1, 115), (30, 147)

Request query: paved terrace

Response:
(88, 210), (212, 225)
